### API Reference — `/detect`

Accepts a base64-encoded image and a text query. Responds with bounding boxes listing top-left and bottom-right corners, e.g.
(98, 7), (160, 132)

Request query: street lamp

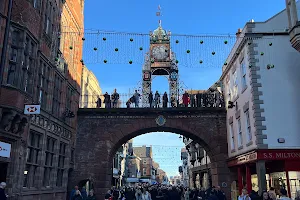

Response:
(286, 0), (300, 52)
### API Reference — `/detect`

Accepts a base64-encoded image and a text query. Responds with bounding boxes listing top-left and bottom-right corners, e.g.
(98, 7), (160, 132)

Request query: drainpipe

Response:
(0, 0), (13, 86)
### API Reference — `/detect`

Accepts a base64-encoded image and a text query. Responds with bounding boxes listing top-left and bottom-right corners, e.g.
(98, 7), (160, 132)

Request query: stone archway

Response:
(70, 107), (230, 198)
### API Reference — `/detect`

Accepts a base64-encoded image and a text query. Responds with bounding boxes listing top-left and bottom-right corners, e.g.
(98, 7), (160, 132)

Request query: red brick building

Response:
(0, 0), (84, 199)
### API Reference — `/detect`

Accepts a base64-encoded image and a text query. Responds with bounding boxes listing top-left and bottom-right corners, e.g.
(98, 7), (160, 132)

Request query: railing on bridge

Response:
(79, 91), (225, 109)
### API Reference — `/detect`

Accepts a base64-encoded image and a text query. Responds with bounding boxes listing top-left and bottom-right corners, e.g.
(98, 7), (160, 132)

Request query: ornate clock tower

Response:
(141, 23), (179, 107)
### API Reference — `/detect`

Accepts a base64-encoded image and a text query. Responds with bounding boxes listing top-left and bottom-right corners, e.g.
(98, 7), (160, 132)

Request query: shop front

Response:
(228, 149), (300, 199)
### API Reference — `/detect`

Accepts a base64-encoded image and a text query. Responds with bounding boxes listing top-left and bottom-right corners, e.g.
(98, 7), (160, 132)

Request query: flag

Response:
(156, 12), (160, 16)
(158, 5), (161, 10)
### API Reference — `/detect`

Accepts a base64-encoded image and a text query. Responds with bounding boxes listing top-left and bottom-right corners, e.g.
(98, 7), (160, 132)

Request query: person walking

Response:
(154, 91), (160, 108)
(87, 190), (96, 200)
(148, 91), (154, 108)
(0, 182), (7, 200)
(163, 92), (168, 108)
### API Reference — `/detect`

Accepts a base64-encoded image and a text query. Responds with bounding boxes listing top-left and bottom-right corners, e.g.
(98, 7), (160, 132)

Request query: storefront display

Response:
(228, 149), (300, 197)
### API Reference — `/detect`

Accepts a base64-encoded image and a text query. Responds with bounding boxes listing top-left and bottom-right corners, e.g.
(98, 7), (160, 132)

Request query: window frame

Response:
(24, 131), (42, 188)
(237, 118), (243, 147)
(245, 110), (252, 142)
(240, 61), (247, 90)
(229, 123), (235, 151)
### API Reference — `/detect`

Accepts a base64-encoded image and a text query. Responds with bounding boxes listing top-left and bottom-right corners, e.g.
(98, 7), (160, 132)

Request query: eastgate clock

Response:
(152, 45), (169, 60)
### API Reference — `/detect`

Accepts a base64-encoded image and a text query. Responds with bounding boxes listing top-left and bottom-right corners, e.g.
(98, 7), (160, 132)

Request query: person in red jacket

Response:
(182, 92), (189, 107)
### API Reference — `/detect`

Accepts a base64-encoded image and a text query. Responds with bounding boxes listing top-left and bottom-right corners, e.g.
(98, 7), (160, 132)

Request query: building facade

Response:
(0, 0), (84, 199)
(221, 5), (300, 199)
(133, 146), (155, 182)
(179, 148), (189, 187)
(79, 65), (103, 108)
(183, 137), (211, 189)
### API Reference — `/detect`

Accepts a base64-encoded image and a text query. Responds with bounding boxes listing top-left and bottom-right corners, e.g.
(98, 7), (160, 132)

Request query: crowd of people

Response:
(104, 184), (227, 200)
(94, 89), (224, 109)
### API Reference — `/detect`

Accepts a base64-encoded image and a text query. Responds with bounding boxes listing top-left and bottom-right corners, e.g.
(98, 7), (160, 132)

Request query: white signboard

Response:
(0, 141), (11, 158)
(24, 105), (41, 114)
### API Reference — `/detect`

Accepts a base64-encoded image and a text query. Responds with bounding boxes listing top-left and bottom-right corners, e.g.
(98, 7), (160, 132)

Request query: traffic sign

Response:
(24, 105), (41, 114)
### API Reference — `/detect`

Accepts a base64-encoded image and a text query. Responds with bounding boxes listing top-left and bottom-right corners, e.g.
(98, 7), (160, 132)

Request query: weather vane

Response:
(156, 5), (162, 27)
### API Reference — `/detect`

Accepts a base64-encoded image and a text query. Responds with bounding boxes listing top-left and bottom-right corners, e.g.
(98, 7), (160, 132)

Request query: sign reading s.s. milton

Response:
(0, 141), (11, 158)
(260, 152), (300, 160)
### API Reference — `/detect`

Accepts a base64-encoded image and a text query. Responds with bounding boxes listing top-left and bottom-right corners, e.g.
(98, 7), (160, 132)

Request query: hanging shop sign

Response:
(0, 141), (11, 158)
(24, 104), (41, 114)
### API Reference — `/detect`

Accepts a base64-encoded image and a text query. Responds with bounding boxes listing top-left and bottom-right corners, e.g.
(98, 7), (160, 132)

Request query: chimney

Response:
(249, 19), (254, 23)
(236, 28), (242, 38)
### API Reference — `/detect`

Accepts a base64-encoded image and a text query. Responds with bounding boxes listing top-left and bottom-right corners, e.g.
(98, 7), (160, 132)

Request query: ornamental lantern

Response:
(286, 0), (300, 52)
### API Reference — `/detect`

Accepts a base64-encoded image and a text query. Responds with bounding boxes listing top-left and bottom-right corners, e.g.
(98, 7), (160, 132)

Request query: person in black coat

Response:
(0, 182), (7, 200)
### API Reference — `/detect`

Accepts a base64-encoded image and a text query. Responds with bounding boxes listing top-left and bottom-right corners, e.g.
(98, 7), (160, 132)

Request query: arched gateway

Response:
(70, 107), (231, 198)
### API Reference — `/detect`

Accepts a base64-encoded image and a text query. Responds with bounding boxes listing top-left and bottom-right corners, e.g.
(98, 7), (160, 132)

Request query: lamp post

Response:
(286, 0), (300, 52)
(0, 0), (13, 86)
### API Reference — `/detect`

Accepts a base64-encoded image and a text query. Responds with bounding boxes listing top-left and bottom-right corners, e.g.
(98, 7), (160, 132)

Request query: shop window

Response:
(143, 168), (146, 175)
(237, 118), (243, 147)
(56, 142), (66, 187)
(43, 137), (56, 187)
(245, 111), (252, 142)
(229, 123), (235, 150)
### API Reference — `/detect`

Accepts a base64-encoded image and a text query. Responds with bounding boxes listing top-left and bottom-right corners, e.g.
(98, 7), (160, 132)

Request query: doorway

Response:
(0, 162), (8, 182)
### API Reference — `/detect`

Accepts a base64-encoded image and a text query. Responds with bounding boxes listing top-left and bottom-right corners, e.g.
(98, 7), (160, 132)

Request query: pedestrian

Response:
(162, 92), (168, 108)
(295, 191), (300, 200)
(238, 189), (251, 200)
(0, 182), (8, 200)
(87, 190), (96, 200)
(104, 92), (111, 108)
(154, 91), (160, 108)
(261, 191), (271, 200)
(279, 188), (291, 200)
(72, 190), (83, 200)
(70, 186), (79, 200)
(148, 91), (153, 108)
(111, 89), (120, 108)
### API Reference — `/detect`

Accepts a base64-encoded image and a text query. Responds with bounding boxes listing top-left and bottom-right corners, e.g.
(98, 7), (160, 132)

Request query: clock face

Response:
(152, 45), (169, 60)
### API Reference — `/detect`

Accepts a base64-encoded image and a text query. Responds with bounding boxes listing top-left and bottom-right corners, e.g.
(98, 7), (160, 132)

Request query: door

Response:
(0, 162), (8, 182)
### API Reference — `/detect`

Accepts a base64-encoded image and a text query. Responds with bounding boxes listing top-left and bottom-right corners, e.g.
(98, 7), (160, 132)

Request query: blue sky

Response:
(83, 0), (286, 176)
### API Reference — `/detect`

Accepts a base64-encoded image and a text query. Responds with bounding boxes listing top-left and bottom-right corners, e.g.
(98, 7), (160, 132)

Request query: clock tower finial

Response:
(156, 5), (162, 27)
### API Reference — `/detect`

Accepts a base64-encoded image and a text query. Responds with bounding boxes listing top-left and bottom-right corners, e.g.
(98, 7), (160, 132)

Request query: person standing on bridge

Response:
(111, 89), (120, 108)
(154, 91), (160, 108)
(134, 90), (141, 107)
(148, 91), (153, 108)
(163, 92), (168, 108)
(104, 92), (111, 108)
(182, 92), (189, 107)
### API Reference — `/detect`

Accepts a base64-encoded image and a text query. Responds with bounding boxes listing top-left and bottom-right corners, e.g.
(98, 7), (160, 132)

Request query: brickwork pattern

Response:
(246, 23), (268, 148)
(71, 108), (230, 199)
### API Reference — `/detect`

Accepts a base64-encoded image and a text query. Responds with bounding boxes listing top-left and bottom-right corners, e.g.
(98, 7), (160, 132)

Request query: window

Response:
(143, 159), (147, 164)
(52, 74), (62, 116)
(22, 37), (35, 94)
(44, 1), (53, 35)
(7, 31), (19, 86)
(237, 118), (243, 147)
(240, 62), (247, 90)
(33, 0), (40, 8)
(38, 61), (50, 109)
(24, 131), (41, 188)
(56, 142), (66, 187)
(232, 70), (238, 99)
(43, 137), (56, 187)
(229, 123), (235, 150)
(143, 168), (146, 176)
(245, 111), (252, 142)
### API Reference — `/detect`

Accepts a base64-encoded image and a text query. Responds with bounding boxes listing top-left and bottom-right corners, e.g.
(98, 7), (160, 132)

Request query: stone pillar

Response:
(210, 155), (231, 200)
(256, 160), (266, 195)
(246, 165), (252, 193)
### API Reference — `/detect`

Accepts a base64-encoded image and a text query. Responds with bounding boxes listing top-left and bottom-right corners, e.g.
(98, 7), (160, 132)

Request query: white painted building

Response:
(221, 3), (300, 199)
